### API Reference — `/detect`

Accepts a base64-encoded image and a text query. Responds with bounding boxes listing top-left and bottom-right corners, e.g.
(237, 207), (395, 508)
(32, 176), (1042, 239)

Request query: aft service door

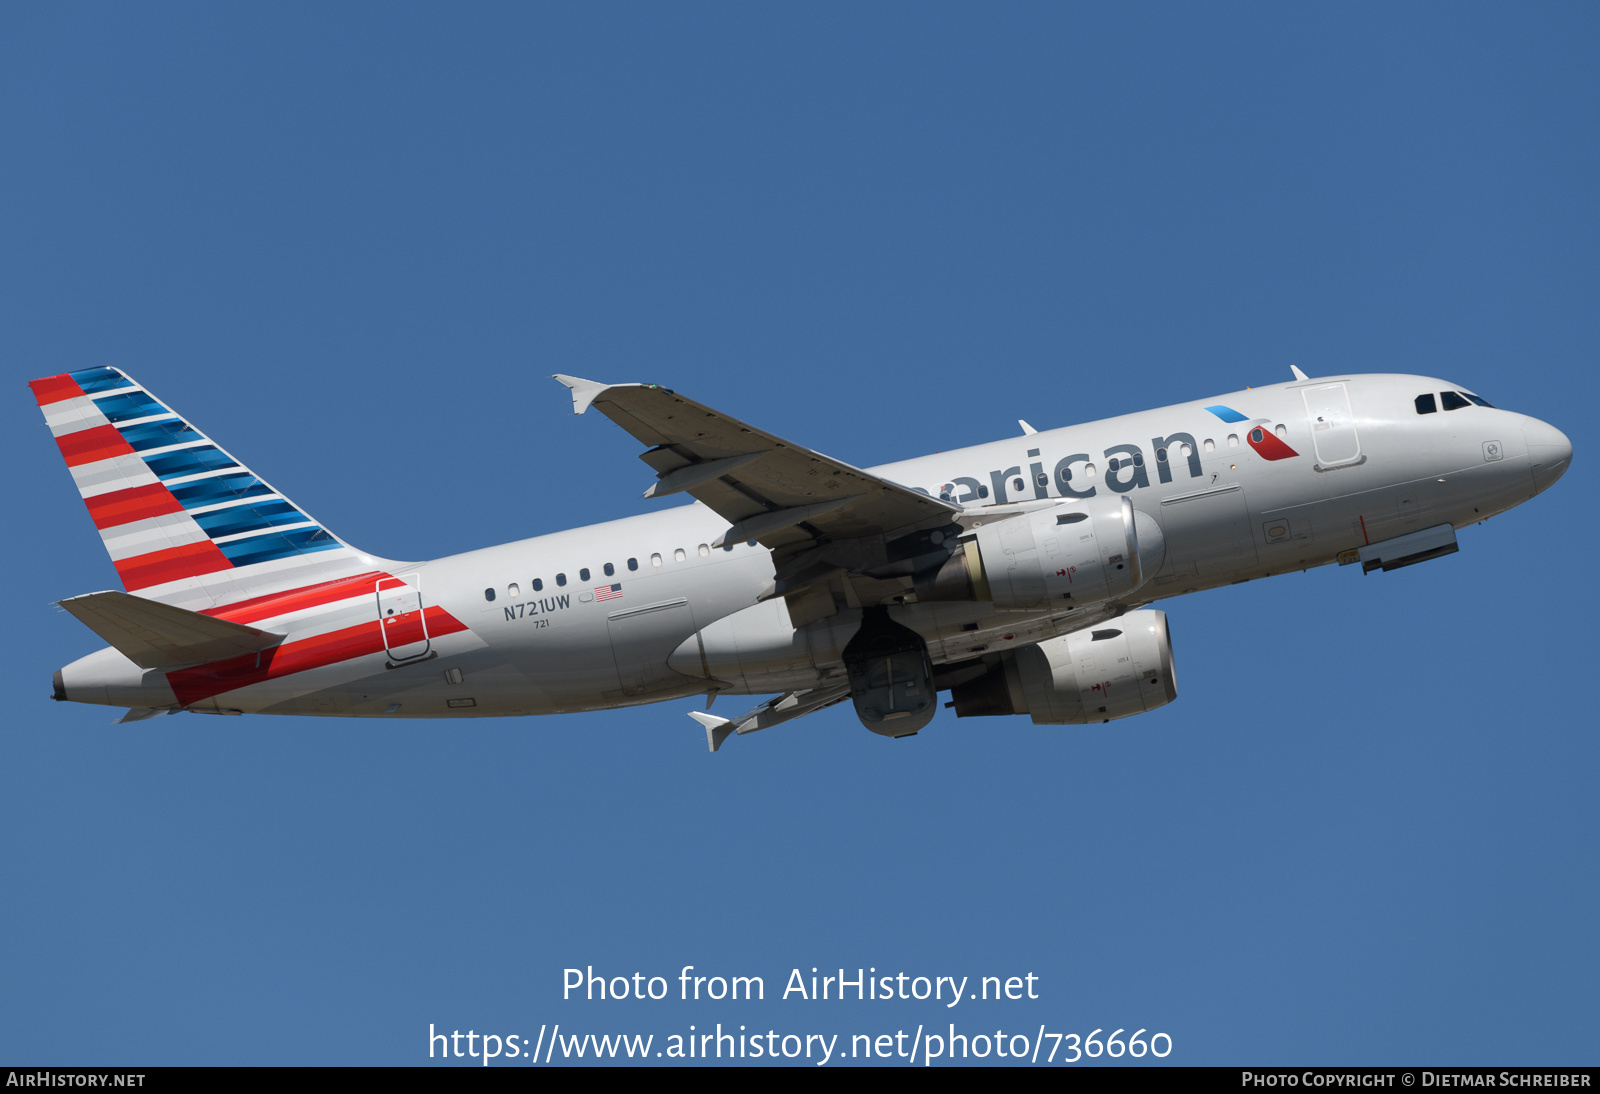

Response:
(1302, 382), (1362, 469)
(376, 575), (431, 663)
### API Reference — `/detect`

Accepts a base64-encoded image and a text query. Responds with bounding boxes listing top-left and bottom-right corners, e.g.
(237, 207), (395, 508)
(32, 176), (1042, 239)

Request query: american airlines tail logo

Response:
(1208, 405), (1300, 462)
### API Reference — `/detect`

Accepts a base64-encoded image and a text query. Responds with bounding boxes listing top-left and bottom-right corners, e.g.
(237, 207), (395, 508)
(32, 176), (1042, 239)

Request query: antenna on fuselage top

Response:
(1018, 420), (1038, 435)
(1290, 365), (1309, 381)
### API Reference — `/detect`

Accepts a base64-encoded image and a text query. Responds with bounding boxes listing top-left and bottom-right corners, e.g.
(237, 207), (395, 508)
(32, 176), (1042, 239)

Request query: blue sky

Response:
(3, 3), (1595, 1066)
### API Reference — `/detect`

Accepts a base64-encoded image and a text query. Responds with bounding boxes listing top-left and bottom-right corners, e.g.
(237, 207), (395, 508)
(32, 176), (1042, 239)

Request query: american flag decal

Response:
(594, 583), (623, 601)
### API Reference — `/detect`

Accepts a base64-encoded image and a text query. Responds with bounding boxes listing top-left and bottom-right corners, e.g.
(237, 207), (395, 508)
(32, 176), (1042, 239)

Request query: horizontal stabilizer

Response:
(117, 706), (166, 723)
(59, 590), (285, 670)
(687, 710), (737, 753)
(686, 685), (852, 752)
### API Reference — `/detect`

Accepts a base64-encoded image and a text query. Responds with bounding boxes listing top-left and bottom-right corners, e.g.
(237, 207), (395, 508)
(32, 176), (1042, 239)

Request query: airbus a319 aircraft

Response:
(33, 366), (1571, 750)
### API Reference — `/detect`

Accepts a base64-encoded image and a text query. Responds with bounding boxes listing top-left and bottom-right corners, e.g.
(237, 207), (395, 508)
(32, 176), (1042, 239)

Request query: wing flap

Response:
(59, 590), (285, 670)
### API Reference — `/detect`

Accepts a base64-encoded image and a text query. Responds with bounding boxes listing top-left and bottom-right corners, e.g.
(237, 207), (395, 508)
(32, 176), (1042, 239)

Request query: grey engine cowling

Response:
(914, 496), (1165, 611)
(950, 609), (1177, 724)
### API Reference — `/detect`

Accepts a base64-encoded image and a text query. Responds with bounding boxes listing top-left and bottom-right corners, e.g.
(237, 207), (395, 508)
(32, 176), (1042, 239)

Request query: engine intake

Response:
(950, 609), (1177, 724)
(914, 496), (1165, 611)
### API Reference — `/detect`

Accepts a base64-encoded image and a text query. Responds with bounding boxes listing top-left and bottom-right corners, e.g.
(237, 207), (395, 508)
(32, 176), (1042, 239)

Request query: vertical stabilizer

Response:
(30, 368), (381, 609)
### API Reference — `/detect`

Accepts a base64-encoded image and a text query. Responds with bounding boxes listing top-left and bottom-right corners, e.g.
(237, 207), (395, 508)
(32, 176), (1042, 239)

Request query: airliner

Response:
(33, 366), (1571, 750)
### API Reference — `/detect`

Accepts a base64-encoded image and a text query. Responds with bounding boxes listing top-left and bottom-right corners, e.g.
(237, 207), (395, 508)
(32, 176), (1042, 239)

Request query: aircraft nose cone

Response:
(1523, 418), (1572, 494)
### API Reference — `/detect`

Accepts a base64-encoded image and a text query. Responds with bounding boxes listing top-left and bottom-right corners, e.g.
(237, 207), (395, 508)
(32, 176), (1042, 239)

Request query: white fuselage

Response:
(58, 373), (1570, 719)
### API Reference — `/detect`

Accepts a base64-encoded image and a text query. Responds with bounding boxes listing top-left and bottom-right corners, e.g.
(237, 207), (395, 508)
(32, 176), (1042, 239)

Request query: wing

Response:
(556, 376), (962, 624)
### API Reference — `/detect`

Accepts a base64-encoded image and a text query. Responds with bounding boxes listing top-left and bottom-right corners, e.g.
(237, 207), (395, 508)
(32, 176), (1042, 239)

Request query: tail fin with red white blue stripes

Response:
(31, 367), (379, 610)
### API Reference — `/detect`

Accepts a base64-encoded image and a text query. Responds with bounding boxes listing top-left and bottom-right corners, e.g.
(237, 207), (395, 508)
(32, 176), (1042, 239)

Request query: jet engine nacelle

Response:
(914, 496), (1165, 612)
(949, 609), (1177, 724)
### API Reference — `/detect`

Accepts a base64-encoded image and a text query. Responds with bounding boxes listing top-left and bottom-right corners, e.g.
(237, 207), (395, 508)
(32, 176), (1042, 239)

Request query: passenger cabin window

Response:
(484, 588), (495, 602)
(651, 553), (662, 567)
(1275, 424), (1288, 439)
(507, 583), (519, 598)
(1227, 434), (1239, 447)
(698, 544), (710, 557)
(1203, 438), (1216, 453)
(556, 573), (567, 586)
(579, 567), (590, 581)
(604, 562), (615, 577)
(1011, 477), (1024, 492)
(674, 548), (686, 563)
(978, 485), (989, 498)
(627, 558), (638, 571)
(532, 578), (543, 591)
(1441, 391), (1471, 411)
(1415, 393), (1437, 414)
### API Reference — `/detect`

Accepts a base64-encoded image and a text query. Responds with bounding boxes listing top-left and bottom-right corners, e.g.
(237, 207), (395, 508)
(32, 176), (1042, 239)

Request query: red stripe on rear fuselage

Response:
(166, 605), (469, 706)
(57, 424), (137, 467)
(115, 540), (234, 590)
(85, 482), (185, 529)
(201, 571), (389, 624)
(29, 374), (83, 406)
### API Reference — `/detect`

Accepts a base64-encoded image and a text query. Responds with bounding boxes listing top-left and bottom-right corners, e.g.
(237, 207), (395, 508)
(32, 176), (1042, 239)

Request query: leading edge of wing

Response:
(549, 374), (959, 544)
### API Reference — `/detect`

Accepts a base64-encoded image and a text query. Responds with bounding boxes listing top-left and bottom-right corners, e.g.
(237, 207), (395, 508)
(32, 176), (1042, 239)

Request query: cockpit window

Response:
(1463, 392), (1495, 408)
(1415, 393), (1437, 415)
(1441, 391), (1471, 411)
